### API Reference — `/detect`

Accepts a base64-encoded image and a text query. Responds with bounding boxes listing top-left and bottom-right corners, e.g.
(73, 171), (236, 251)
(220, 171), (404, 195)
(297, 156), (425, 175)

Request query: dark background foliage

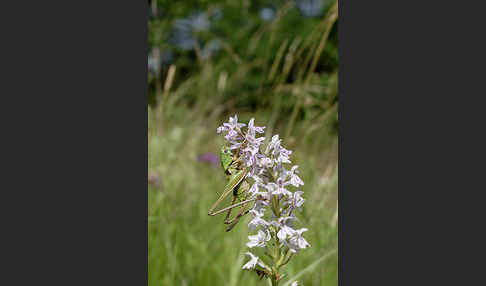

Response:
(148, 0), (338, 134)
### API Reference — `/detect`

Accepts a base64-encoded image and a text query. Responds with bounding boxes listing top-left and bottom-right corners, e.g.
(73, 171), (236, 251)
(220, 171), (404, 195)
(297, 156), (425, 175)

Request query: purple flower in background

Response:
(148, 171), (162, 188)
(197, 152), (219, 166)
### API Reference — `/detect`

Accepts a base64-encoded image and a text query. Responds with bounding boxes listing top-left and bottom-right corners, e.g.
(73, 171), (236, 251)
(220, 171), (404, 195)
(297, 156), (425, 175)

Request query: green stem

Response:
(271, 274), (279, 286)
(270, 218), (281, 286)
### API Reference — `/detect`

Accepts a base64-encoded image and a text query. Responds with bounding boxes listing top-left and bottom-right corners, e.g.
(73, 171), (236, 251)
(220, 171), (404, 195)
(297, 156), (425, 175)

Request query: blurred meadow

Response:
(148, 0), (338, 285)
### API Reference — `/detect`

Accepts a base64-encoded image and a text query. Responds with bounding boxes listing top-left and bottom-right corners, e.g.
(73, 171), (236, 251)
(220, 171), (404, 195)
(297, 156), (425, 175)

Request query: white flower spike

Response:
(217, 115), (310, 284)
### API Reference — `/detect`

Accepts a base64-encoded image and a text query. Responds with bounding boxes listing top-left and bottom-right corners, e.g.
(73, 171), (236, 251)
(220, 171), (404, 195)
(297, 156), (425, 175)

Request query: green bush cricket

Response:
(208, 146), (257, 232)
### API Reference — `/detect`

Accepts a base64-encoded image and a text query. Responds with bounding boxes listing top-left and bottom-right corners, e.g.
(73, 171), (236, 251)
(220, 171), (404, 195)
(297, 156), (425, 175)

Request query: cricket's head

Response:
(220, 145), (233, 171)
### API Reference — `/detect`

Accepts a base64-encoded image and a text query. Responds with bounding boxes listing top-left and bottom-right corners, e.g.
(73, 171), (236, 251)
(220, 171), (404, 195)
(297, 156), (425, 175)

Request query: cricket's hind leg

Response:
(223, 195), (237, 222)
(225, 209), (250, 232)
(224, 192), (252, 232)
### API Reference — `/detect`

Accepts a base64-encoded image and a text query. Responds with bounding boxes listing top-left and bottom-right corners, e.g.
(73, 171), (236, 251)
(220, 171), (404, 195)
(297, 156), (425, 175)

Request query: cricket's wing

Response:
(236, 180), (250, 201)
(227, 168), (249, 196)
(208, 168), (249, 216)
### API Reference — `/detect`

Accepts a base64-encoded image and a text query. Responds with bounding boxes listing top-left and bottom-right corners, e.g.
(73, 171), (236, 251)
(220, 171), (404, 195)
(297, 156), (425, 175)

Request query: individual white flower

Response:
(290, 281), (299, 286)
(228, 141), (243, 150)
(294, 228), (310, 248)
(242, 144), (259, 156)
(267, 181), (292, 197)
(275, 216), (296, 240)
(247, 118), (265, 136)
(244, 119), (265, 148)
(285, 228), (310, 253)
(225, 114), (246, 130)
(258, 156), (273, 169)
(266, 134), (292, 165)
(248, 209), (269, 231)
(224, 128), (239, 141)
(216, 126), (225, 133)
(244, 153), (256, 167)
(290, 191), (305, 212)
(276, 147), (292, 164)
(252, 197), (269, 213)
(250, 204), (265, 217)
(250, 174), (268, 193)
(242, 252), (266, 270)
(247, 229), (271, 248)
(289, 165), (304, 187)
(217, 115), (247, 145)
(242, 143), (263, 168)
(265, 181), (278, 193)
(248, 182), (259, 196)
(265, 134), (281, 154)
(277, 225), (295, 241)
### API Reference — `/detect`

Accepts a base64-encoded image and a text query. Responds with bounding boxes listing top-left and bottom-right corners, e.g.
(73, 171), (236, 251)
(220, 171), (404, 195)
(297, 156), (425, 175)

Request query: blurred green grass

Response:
(148, 1), (338, 284)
